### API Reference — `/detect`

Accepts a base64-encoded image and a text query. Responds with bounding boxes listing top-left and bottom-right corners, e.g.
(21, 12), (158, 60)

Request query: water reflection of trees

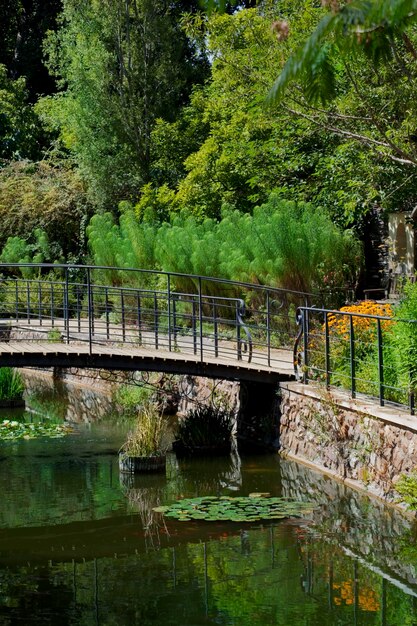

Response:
(5, 524), (415, 626)
(169, 450), (242, 495)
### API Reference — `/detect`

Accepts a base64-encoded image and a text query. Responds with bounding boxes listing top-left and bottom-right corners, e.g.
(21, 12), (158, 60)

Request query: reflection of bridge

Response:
(0, 263), (324, 383)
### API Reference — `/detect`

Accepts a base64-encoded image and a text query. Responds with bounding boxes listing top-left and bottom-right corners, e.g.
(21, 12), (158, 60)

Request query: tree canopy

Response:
(0, 0), (414, 289)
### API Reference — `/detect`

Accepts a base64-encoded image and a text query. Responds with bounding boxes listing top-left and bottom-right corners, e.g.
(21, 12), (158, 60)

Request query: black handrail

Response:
(0, 263), (347, 372)
(294, 305), (417, 413)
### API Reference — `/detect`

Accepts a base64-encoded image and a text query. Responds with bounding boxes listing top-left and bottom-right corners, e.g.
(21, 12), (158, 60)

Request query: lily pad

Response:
(154, 495), (315, 523)
(152, 506), (169, 513)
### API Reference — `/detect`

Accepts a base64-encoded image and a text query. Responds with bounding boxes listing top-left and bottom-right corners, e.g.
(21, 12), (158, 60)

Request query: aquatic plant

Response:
(174, 405), (234, 453)
(0, 419), (73, 440)
(0, 367), (24, 401)
(119, 404), (168, 458)
(153, 494), (314, 522)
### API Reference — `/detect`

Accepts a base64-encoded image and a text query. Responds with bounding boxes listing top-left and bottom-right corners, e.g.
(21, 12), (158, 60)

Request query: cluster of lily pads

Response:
(153, 494), (314, 523)
(0, 419), (73, 441)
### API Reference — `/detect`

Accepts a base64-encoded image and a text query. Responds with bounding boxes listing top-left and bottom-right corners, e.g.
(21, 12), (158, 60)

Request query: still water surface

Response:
(0, 378), (416, 625)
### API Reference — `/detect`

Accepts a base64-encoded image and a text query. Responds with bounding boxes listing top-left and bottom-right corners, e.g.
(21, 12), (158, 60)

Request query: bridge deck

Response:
(0, 340), (294, 384)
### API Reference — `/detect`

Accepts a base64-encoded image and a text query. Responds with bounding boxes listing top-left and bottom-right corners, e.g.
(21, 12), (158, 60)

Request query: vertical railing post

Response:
(38, 281), (42, 325)
(192, 299), (197, 355)
(136, 293), (142, 344)
(302, 308), (309, 384)
(236, 301), (241, 360)
(51, 282), (55, 328)
(90, 277), (95, 338)
(64, 266), (70, 344)
(15, 280), (19, 323)
(325, 311), (330, 389)
(154, 292), (159, 349)
(105, 287), (110, 340)
(266, 290), (271, 367)
(173, 294), (178, 349)
(213, 301), (218, 358)
(167, 274), (172, 352)
(198, 277), (203, 362)
(377, 318), (384, 406)
(77, 284), (81, 333)
(87, 267), (92, 354)
(26, 280), (30, 323)
(121, 289), (126, 343)
(349, 314), (356, 398)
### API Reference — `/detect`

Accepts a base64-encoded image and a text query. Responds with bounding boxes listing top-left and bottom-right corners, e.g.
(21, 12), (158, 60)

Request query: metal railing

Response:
(294, 305), (417, 413)
(0, 263), (345, 370)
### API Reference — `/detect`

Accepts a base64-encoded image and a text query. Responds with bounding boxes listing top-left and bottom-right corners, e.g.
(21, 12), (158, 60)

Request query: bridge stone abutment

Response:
(236, 380), (281, 452)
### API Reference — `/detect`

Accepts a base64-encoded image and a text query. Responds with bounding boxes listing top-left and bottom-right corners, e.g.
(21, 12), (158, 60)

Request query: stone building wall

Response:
(279, 383), (417, 503)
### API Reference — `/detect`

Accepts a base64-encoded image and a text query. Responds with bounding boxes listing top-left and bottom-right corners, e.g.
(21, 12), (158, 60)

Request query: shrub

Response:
(87, 194), (362, 298)
(395, 472), (417, 510)
(114, 384), (153, 414)
(0, 160), (92, 261)
(174, 404), (235, 451)
(391, 281), (417, 394)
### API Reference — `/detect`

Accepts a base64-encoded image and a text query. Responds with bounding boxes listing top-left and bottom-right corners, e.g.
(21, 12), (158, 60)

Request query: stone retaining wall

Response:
(279, 382), (417, 502)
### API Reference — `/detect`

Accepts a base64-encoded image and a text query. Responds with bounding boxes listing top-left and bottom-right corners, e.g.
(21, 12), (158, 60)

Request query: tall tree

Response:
(0, 64), (46, 161)
(39, 0), (209, 209)
(0, 0), (62, 99)
(268, 0), (417, 171)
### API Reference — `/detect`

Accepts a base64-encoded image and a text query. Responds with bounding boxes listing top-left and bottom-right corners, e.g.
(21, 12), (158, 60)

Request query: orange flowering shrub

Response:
(327, 301), (393, 343)
(305, 300), (396, 392)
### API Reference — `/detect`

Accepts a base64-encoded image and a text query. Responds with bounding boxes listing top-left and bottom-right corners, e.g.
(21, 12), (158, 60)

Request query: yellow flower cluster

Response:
(333, 580), (379, 612)
(327, 301), (393, 341)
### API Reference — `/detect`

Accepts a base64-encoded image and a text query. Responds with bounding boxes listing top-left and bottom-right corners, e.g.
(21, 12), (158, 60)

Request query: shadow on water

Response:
(0, 372), (416, 624)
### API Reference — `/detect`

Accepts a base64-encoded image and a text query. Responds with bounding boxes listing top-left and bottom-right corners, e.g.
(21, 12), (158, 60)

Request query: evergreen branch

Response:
(268, 0), (417, 105)
(283, 105), (417, 166)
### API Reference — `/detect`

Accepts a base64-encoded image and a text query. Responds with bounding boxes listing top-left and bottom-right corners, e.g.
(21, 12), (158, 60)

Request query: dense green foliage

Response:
(0, 65), (45, 160)
(0, 367), (24, 401)
(174, 405), (234, 451)
(395, 471), (417, 509)
(39, 0), (209, 208)
(269, 0), (417, 216)
(0, 160), (91, 260)
(87, 196), (362, 293)
(1, 0), (416, 298)
(391, 281), (417, 394)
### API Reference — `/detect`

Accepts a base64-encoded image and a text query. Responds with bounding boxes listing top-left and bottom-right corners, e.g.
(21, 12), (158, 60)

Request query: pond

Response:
(0, 374), (416, 625)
